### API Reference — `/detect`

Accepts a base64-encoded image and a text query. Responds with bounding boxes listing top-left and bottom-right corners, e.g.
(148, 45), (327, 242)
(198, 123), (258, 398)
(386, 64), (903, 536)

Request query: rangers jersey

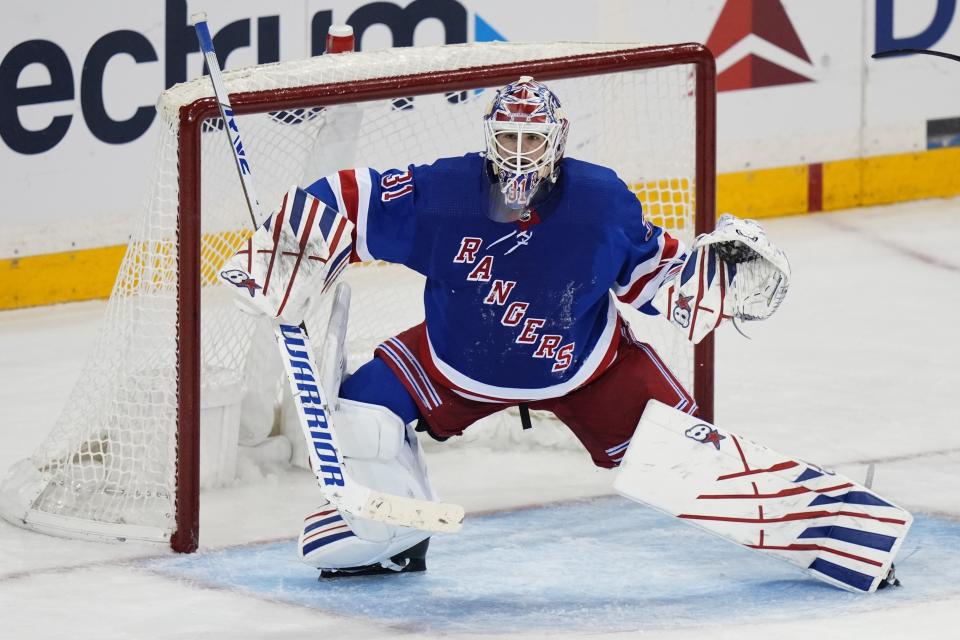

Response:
(305, 153), (683, 402)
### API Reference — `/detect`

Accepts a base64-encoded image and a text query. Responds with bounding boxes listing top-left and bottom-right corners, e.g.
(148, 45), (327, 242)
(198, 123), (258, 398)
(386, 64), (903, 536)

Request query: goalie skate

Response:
(319, 538), (430, 579)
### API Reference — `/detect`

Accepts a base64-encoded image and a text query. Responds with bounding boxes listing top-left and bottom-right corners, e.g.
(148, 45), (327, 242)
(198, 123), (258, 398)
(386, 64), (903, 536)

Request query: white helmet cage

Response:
(483, 76), (570, 209)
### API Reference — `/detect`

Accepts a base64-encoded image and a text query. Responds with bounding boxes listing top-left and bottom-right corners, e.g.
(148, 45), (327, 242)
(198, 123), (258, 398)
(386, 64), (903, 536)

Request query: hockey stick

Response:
(190, 13), (463, 533)
(872, 48), (960, 63)
(318, 283), (351, 406)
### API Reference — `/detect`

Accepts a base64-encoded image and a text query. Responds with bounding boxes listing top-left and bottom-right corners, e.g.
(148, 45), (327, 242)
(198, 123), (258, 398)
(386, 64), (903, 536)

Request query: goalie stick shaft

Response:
(872, 48), (960, 63)
(189, 14), (463, 534)
(191, 16), (264, 228)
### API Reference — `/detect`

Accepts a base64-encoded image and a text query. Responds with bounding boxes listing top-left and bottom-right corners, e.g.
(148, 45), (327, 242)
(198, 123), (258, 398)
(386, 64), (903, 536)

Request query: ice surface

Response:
(1, 197), (958, 639)
(141, 497), (960, 634)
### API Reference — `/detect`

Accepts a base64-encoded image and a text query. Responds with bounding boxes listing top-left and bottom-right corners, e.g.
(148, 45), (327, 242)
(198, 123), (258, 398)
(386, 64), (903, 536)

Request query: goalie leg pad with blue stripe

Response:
(613, 400), (912, 593)
(298, 401), (435, 571)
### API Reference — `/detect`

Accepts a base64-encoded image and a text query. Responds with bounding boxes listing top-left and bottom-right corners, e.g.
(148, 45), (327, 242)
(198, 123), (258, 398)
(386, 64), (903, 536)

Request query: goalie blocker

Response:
(218, 186), (354, 324)
(614, 400), (912, 593)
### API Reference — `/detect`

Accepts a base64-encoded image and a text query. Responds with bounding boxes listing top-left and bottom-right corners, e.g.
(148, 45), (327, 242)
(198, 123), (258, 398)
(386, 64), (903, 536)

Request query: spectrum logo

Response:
(706, 0), (814, 92)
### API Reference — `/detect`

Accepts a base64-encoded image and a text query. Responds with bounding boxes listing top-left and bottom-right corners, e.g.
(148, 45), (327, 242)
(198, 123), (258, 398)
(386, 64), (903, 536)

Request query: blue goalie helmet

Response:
(483, 76), (570, 211)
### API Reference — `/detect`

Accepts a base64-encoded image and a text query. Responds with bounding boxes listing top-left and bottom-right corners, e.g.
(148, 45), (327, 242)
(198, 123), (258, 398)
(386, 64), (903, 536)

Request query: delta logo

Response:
(706, 0), (815, 92)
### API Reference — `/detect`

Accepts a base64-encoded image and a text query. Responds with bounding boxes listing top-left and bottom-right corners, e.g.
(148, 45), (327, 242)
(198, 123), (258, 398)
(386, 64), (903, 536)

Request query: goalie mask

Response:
(483, 76), (569, 214)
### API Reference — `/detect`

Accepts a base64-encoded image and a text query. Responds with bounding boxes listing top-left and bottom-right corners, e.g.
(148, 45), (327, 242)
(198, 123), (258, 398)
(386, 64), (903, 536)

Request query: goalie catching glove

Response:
(219, 186), (354, 323)
(653, 214), (791, 343)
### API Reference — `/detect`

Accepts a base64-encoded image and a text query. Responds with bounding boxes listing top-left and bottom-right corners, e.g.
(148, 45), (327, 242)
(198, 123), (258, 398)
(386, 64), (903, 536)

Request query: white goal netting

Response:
(0, 42), (709, 548)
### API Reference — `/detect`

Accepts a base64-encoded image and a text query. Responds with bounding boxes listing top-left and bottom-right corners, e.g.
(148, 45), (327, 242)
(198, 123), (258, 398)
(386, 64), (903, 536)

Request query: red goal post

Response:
(0, 42), (716, 554)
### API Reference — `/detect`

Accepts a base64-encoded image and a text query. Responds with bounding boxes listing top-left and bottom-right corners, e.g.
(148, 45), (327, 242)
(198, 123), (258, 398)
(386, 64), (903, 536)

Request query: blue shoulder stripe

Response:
(304, 176), (340, 212)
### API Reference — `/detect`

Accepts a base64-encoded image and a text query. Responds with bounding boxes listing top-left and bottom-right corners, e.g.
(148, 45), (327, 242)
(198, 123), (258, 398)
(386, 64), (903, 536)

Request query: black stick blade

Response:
(872, 48), (960, 62)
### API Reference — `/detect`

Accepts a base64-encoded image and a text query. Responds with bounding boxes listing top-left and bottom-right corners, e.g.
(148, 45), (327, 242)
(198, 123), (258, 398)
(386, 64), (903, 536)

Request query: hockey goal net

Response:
(0, 42), (716, 552)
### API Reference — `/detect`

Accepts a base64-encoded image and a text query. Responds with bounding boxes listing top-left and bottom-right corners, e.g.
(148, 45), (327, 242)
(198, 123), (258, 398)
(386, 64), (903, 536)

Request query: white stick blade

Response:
(362, 492), (464, 533)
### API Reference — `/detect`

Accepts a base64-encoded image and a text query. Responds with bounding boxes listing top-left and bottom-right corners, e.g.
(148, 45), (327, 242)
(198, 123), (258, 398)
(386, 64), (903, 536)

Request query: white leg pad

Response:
(298, 401), (437, 569)
(614, 400), (913, 593)
(298, 499), (430, 569)
(333, 399), (405, 460)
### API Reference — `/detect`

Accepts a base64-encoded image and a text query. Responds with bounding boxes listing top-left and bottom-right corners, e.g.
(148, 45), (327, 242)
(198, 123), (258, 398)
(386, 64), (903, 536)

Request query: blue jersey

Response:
(305, 153), (683, 402)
